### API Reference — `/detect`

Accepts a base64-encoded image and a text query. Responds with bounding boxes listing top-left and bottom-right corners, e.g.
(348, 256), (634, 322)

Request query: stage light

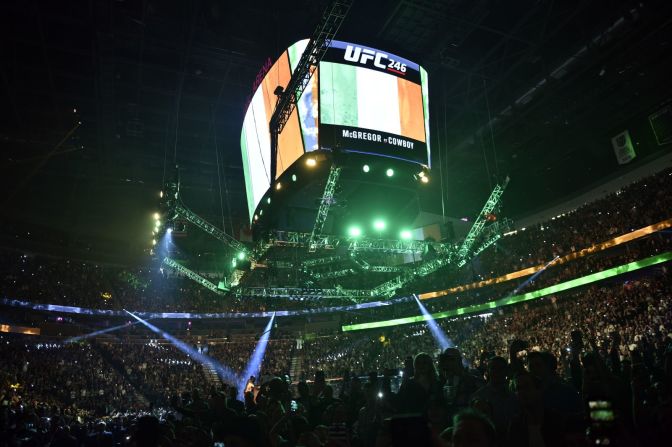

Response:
(266, 197), (271, 204)
(155, 220), (161, 228)
(373, 219), (386, 231)
(386, 168), (394, 177)
(254, 214), (259, 221)
(421, 176), (429, 184)
(348, 226), (362, 237)
(400, 230), (412, 240)
(292, 174), (297, 182)
(232, 259), (237, 268)
(166, 228), (173, 234)
(306, 158), (316, 167)
(153, 212), (160, 220)
(152, 239), (156, 246)
(276, 182), (282, 190)
(159, 191), (163, 198)
(363, 164), (370, 173)
(237, 252), (246, 261)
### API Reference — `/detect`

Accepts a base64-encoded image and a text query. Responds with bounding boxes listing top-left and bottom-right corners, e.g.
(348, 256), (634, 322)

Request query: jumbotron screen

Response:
(240, 39), (430, 221)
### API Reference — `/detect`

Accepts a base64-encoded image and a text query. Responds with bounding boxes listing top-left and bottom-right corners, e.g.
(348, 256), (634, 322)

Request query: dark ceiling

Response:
(1, 0), (671, 262)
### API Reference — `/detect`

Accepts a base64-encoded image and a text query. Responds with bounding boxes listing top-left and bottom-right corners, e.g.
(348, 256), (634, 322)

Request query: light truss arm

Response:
(175, 202), (248, 257)
(457, 218), (513, 267)
(302, 255), (343, 267)
(457, 177), (509, 261)
(314, 268), (356, 279)
(350, 256), (404, 273)
(269, 0), (353, 179)
(162, 257), (225, 294)
(262, 230), (450, 254)
(309, 165), (342, 252)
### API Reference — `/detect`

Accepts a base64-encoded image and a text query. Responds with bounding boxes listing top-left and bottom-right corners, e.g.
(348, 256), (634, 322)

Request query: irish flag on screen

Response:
(320, 61), (426, 142)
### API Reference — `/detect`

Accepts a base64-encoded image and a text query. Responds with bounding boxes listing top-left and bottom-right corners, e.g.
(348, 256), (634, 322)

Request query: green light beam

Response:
(342, 251), (672, 332)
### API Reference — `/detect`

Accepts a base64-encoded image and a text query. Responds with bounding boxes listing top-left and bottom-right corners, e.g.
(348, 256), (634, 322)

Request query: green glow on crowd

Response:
(342, 252), (672, 332)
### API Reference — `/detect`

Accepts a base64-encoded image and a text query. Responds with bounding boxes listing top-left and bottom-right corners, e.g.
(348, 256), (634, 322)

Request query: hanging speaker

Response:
(611, 130), (636, 165)
(649, 104), (672, 146)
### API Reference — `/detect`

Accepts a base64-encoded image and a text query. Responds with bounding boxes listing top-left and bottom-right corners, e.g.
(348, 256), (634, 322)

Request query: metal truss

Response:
(302, 255), (343, 267)
(457, 177), (509, 261)
(314, 268), (356, 279)
(458, 218), (513, 267)
(175, 202), (248, 257)
(309, 165), (342, 252)
(368, 256), (452, 297)
(262, 230), (450, 255)
(351, 256), (405, 273)
(266, 231), (337, 249)
(269, 0), (352, 179)
(162, 257), (225, 294)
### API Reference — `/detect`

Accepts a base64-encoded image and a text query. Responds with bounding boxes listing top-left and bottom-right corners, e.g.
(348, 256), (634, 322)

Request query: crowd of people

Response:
(1, 166), (671, 445)
(2, 264), (670, 445)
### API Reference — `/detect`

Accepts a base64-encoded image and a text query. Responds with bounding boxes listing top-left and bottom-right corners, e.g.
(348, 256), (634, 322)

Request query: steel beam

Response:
(162, 257), (225, 294)
(309, 165), (342, 252)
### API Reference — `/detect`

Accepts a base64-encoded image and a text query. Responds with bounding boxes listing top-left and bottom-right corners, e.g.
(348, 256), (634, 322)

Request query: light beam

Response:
(239, 314), (275, 399)
(64, 320), (143, 343)
(124, 310), (238, 384)
(413, 294), (452, 350)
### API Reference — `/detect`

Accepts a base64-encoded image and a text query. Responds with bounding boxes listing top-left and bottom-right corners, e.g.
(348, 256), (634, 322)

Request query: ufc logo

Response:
(344, 45), (388, 69)
(343, 45), (407, 74)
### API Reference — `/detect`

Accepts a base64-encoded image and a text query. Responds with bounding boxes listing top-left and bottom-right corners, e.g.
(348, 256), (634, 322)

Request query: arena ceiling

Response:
(1, 0), (671, 262)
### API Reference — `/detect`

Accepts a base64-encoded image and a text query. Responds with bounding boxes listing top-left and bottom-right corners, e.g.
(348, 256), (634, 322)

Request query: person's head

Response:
(513, 371), (543, 408)
(227, 385), (238, 400)
(296, 431), (321, 447)
(440, 347), (463, 376)
(362, 382), (377, 405)
(134, 415), (160, 447)
(413, 352), (436, 379)
(248, 375), (255, 384)
(452, 409), (496, 447)
(268, 377), (286, 400)
(486, 356), (508, 386)
(297, 380), (309, 398)
(528, 351), (555, 380)
(322, 384), (333, 399)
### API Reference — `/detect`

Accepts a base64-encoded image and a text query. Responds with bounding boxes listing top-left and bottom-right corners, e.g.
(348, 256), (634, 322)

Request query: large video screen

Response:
(319, 40), (430, 165)
(240, 39), (429, 221)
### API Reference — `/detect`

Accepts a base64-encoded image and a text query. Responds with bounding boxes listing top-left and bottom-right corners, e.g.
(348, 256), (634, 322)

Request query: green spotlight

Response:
(237, 252), (246, 261)
(348, 226), (362, 237)
(386, 168), (394, 177)
(400, 230), (412, 240)
(373, 219), (386, 231)
(362, 164), (370, 173)
(292, 174), (297, 182)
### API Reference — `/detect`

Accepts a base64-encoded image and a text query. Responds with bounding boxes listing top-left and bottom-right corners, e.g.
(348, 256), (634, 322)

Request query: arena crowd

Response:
(0, 168), (670, 446)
